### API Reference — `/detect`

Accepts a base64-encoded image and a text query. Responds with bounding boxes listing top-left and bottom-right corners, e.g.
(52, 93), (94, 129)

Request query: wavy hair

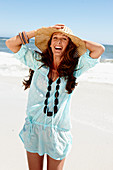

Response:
(23, 37), (80, 94)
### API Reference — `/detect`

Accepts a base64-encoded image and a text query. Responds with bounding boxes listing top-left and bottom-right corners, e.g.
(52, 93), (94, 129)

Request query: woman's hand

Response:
(49, 24), (65, 29)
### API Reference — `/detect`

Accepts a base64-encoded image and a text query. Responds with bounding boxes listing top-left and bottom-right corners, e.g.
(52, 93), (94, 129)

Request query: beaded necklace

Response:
(43, 77), (61, 116)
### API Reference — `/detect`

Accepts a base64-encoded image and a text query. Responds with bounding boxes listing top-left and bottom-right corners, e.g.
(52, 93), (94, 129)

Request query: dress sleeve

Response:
(74, 49), (100, 78)
(13, 44), (41, 71)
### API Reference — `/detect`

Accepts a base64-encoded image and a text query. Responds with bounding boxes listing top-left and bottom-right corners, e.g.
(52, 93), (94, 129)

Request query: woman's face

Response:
(50, 32), (69, 58)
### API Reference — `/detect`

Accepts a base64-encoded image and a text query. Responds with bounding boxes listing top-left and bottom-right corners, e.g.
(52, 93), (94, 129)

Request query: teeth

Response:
(55, 46), (62, 50)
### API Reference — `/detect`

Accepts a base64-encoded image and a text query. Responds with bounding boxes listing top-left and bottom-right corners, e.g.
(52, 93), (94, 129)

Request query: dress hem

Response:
(25, 147), (68, 160)
(19, 132), (72, 160)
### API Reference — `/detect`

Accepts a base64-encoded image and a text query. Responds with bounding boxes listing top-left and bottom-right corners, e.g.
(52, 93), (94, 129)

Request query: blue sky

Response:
(1, 0), (113, 44)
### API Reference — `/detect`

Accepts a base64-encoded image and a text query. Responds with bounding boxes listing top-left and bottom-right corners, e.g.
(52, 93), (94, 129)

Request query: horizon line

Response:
(0, 36), (113, 46)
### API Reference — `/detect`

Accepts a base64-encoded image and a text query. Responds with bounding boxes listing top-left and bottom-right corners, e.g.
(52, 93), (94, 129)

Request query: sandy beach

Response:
(0, 75), (113, 170)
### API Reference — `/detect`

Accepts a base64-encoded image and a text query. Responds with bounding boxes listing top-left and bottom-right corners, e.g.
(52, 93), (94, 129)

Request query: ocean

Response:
(0, 37), (113, 84)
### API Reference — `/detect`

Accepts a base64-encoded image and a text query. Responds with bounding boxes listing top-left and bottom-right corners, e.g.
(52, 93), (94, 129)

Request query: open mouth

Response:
(55, 46), (62, 50)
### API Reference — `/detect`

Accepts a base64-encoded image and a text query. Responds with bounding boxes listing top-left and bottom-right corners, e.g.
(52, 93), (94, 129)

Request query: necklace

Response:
(43, 77), (61, 116)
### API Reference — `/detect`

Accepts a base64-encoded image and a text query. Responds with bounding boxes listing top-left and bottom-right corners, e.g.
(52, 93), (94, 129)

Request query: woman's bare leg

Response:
(47, 154), (66, 170)
(26, 151), (44, 170)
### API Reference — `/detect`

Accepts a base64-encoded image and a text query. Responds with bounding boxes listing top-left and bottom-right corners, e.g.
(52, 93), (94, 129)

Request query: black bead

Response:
(54, 106), (58, 114)
(44, 106), (47, 113)
(46, 91), (50, 98)
(48, 85), (51, 91)
(56, 84), (59, 90)
(49, 78), (53, 85)
(44, 98), (48, 105)
(54, 98), (58, 105)
(55, 91), (59, 98)
(56, 78), (61, 84)
(47, 111), (53, 116)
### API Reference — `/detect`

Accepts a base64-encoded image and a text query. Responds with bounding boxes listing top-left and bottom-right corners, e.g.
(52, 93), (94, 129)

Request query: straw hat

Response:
(35, 26), (87, 56)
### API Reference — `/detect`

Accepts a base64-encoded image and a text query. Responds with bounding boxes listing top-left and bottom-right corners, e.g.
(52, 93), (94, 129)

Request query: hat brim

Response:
(35, 27), (87, 56)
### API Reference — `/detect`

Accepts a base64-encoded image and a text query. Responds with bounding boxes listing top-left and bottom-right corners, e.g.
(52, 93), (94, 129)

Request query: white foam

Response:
(0, 52), (113, 84)
(0, 52), (29, 77)
(77, 62), (113, 84)
(0, 38), (8, 41)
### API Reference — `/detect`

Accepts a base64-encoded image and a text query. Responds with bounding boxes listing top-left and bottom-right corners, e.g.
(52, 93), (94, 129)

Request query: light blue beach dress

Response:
(14, 45), (99, 160)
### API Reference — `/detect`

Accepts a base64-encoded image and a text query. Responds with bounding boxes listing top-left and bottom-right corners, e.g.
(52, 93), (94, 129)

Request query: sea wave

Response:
(0, 52), (29, 77)
(0, 52), (113, 84)
(0, 39), (8, 41)
(100, 59), (113, 63)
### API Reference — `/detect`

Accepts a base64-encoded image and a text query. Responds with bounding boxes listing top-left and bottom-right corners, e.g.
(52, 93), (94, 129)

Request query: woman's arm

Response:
(5, 24), (65, 54)
(83, 39), (105, 59)
(5, 30), (36, 53)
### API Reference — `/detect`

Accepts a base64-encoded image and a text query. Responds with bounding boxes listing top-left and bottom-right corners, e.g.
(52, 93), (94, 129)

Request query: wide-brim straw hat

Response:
(35, 26), (87, 56)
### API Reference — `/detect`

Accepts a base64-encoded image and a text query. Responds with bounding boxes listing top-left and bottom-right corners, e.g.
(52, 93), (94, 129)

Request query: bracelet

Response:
(18, 32), (25, 44)
(23, 31), (29, 43)
(18, 31), (29, 45)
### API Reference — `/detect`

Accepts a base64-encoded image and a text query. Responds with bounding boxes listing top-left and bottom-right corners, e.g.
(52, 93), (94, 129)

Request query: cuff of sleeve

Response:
(13, 44), (29, 65)
(75, 49), (101, 78)
(15, 44), (28, 55)
(13, 44), (28, 60)
(82, 49), (100, 67)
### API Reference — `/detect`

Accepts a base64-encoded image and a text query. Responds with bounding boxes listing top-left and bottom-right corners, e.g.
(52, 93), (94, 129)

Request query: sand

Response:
(0, 75), (113, 170)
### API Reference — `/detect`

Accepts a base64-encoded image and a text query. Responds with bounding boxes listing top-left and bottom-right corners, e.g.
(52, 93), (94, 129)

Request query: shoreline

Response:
(0, 75), (113, 170)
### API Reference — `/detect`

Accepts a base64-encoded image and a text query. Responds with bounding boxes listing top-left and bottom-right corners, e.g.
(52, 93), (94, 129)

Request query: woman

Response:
(5, 24), (105, 170)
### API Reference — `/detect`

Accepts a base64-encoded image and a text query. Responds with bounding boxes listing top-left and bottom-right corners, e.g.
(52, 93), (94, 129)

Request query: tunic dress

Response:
(14, 44), (99, 160)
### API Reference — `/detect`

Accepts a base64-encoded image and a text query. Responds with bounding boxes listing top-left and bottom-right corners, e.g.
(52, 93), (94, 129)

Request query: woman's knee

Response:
(26, 151), (44, 170)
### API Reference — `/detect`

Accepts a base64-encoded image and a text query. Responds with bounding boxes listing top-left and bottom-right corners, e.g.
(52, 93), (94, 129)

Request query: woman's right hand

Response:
(49, 24), (65, 30)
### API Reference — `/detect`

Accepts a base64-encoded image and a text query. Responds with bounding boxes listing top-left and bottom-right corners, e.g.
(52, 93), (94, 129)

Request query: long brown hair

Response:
(23, 37), (80, 94)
